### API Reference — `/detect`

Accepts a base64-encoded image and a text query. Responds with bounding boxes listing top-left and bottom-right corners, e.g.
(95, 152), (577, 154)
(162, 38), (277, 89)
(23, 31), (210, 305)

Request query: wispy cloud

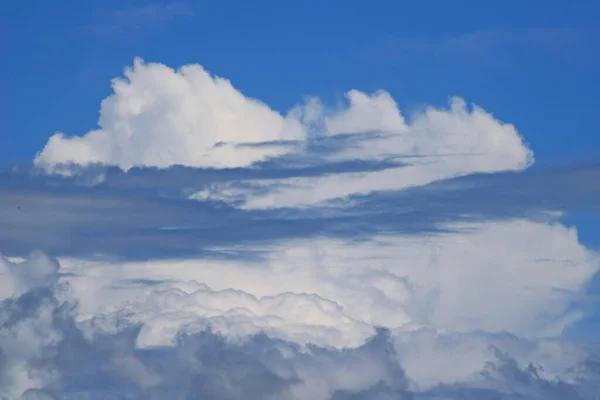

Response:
(1, 162), (599, 260)
(365, 28), (598, 67)
(90, 2), (194, 38)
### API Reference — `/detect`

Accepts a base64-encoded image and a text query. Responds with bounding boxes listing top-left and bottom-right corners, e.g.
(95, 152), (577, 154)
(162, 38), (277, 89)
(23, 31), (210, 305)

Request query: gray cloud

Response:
(2, 44), (599, 400)
(1, 161), (598, 260)
(1, 255), (598, 399)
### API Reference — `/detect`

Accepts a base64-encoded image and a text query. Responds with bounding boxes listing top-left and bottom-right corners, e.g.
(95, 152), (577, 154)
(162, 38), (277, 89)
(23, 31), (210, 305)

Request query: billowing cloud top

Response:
(35, 58), (532, 175)
(36, 58), (305, 170)
(2, 59), (599, 399)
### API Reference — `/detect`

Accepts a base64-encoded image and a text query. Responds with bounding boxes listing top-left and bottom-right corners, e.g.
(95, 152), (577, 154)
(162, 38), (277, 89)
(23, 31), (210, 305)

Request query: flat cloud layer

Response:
(2, 59), (599, 399)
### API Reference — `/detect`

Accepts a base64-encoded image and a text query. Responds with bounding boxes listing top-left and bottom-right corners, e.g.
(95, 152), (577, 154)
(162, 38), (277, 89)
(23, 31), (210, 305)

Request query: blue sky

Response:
(2, 0), (599, 164)
(1, 1), (600, 399)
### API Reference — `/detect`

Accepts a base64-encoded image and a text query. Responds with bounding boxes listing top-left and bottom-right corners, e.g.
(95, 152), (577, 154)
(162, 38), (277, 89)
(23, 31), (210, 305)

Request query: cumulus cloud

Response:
(235, 96), (534, 208)
(60, 218), (598, 353)
(0, 253), (599, 399)
(0, 253), (66, 398)
(35, 59), (532, 209)
(324, 89), (409, 135)
(5, 58), (599, 398)
(35, 58), (305, 171)
(0, 253), (410, 399)
(5, 217), (596, 397)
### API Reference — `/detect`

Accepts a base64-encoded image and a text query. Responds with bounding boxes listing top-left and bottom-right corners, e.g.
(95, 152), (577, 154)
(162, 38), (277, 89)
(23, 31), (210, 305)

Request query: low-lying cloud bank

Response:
(1, 59), (599, 399)
(1, 253), (599, 399)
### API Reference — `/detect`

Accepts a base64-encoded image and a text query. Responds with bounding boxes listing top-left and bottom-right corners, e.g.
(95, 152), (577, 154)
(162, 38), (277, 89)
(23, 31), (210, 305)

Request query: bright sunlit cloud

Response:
(2, 58), (598, 399)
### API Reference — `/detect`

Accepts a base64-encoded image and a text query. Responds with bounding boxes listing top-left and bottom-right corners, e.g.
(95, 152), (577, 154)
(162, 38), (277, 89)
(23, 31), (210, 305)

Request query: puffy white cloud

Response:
(324, 89), (409, 135)
(13, 58), (600, 399)
(35, 58), (305, 171)
(1, 242), (598, 399)
(132, 283), (374, 349)
(35, 60), (532, 210)
(61, 218), (598, 355)
(193, 95), (534, 208)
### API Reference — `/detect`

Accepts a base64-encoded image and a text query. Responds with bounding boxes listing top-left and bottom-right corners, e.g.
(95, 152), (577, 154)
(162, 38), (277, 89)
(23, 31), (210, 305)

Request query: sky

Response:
(1, 1), (600, 399)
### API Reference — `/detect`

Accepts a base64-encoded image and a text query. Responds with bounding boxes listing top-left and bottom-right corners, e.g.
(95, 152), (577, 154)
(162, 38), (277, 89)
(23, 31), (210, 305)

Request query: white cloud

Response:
(35, 60), (532, 209)
(324, 89), (409, 135)
(131, 284), (375, 349)
(1, 223), (599, 398)
(35, 58), (305, 171)
(0, 253), (63, 399)
(194, 96), (534, 208)
(61, 219), (598, 355)
(244, 92), (533, 208)
(14, 58), (600, 399)
(35, 59), (535, 211)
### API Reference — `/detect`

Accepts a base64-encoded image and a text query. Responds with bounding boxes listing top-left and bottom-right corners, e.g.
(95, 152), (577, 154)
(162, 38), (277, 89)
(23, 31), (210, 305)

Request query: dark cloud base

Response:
(2, 270), (599, 400)
(2, 159), (600, 399)
(1, 162), (599, 261)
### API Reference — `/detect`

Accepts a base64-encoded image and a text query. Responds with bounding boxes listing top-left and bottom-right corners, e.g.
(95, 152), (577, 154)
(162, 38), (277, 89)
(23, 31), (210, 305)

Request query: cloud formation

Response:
(3, 59), (599, 398)
(235, 96), (534, 208)
(61, 219), (598, 349)
(36, 59), (305, 171)
(0, 253), (599, 399)
(35, 59), (532, 208)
